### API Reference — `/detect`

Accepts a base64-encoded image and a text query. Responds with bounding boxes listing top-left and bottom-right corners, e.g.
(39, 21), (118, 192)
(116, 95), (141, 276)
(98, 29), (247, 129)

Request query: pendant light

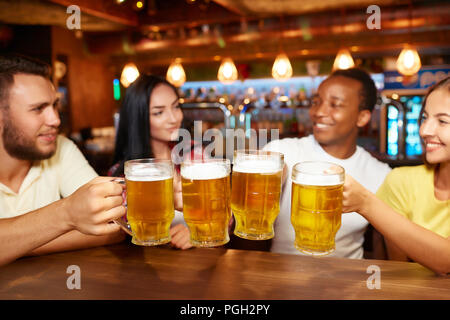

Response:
(166, 58), (186, 87)
(332, 9), (355, 71)
(271, 16), (293, 81)
(396, 45), (421, 76)
(120, 62), (140, 87)
(333, 48), (355, 71)
(217, 57), (238, 84)
(272, 53), (293, 81)
(396, 3), (421, 76)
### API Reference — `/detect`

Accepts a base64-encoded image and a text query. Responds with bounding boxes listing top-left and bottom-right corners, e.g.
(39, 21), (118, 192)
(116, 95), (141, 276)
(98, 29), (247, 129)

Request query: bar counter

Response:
(0, 242), (448, 300)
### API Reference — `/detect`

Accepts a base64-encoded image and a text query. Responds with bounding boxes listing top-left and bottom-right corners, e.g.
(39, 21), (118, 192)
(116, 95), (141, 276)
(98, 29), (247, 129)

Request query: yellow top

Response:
(376, 165), (450, 238)
(0, 135), (98, 219)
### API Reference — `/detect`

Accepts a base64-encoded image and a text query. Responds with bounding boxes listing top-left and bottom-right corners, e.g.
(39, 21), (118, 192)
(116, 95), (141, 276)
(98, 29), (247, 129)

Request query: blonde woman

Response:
(343, 77), (450, 275)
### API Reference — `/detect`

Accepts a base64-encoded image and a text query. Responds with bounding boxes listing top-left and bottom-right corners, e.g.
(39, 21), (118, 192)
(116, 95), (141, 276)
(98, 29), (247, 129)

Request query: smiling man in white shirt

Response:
(263, 68), (391, 259)
(0, 54), (125, 266)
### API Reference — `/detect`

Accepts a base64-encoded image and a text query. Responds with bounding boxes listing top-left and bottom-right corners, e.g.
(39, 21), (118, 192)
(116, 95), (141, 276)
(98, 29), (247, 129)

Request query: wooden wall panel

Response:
(51, 26), (117, 133)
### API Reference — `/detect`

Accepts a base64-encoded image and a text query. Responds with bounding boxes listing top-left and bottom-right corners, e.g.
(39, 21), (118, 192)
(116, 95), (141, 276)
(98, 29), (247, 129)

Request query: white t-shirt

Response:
(263, 135), (391, 259)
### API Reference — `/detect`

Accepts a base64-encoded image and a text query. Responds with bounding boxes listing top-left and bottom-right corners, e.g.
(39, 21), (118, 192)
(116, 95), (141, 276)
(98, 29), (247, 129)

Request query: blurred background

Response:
(0, 0), (449, 175)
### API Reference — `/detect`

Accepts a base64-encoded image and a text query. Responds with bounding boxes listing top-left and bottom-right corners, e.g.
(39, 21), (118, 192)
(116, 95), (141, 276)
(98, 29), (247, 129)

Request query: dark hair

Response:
(329, 68), (378, 112)
(0, 54), (51, 109)
(111, 74), (179, 176)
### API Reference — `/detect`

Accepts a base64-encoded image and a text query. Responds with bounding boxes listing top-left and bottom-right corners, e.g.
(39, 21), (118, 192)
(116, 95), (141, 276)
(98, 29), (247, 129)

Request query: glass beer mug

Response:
(181, 158), (231, 247)
(231, 150), (284, 240)
(115, 159), (175, 246)
(290, 161), (345, 256)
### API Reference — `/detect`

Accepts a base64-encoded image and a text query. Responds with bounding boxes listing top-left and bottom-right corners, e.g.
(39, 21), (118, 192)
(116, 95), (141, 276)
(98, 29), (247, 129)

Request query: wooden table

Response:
(0, 242), (448, 300)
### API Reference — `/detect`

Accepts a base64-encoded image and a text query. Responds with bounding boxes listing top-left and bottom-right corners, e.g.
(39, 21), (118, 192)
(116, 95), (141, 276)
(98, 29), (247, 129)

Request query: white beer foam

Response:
(233, 159), (281, 174)
(181, 162), (228, 180)
(293, 174), (342, 186)
(126, 175), (172, 182)
(126, 164), (171, 181)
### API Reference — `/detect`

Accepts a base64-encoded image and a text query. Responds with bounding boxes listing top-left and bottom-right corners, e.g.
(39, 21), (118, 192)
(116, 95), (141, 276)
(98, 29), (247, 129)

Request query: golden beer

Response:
(231, 150), (284, 240)
(125, 159), (174, 246)
(181, 159), (231, 247)
(290, 161), (344, 256)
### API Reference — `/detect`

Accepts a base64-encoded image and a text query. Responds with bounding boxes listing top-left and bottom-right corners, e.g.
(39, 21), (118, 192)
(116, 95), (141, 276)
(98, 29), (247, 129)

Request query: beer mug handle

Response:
(111, 178), (133, 236)
(114, 216), (132, 236)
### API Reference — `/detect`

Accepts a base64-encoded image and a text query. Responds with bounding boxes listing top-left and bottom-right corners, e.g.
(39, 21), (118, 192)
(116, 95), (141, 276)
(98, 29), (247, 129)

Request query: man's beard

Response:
(2, 115), (58, 161)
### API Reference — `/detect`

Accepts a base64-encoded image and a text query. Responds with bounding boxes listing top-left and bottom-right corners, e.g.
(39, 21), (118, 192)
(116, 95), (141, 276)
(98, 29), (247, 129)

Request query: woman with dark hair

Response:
(343, 76), (450, 275)
(110, 74), (192, 250)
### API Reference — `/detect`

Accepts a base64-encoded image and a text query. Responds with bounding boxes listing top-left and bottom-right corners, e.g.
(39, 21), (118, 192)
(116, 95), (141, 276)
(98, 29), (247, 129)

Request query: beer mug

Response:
(181, 159), (231, 247)
(115, 159), (175, 246)
(231, 150), (284, 240)
(291, 161), (345, 256)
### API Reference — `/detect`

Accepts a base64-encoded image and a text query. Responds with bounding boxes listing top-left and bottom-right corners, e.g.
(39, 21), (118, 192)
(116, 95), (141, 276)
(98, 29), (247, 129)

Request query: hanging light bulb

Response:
(217, 57), (238, 84)
(166, 59), (186, 87)
(396, 45), (421, 76)
(120, 62), (140, 88)
(272, 53), (293, 81)
(133, 0), (145, 10)
(333, 48), (355, 71)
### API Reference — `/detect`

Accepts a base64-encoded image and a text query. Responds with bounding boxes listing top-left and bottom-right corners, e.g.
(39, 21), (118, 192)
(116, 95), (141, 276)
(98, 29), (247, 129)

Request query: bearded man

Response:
(0, 54), (125, 266)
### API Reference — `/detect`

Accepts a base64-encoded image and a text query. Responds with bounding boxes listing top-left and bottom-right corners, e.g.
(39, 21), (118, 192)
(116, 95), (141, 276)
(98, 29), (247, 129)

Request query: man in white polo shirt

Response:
(0, 54), (126, 266)
(264, 68), (391, 259)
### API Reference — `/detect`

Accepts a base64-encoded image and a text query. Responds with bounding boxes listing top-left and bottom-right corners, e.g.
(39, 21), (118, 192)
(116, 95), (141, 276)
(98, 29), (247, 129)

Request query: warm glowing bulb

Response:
(166, 60), (186, 87)
(404, 50), (414, 68)
(278, 61), (287, 75)
(173, 69), (182, 81)
(136, 1), (143, 8)
(218, 58), (238, 84)
(120, 62), (139, 87)
(272, 53), (293, 81)
(333, 49), (355, 71)
(339, 55), (351, 68)
(223, 63), (233, 78)
(396, 46), (421, 76)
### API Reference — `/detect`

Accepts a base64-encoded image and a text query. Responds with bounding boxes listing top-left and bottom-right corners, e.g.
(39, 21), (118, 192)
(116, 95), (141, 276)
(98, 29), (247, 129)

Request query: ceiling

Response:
(0, 0), (418, 30)
(212, 0), (404, 16)
(0, 0), (449, 68)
